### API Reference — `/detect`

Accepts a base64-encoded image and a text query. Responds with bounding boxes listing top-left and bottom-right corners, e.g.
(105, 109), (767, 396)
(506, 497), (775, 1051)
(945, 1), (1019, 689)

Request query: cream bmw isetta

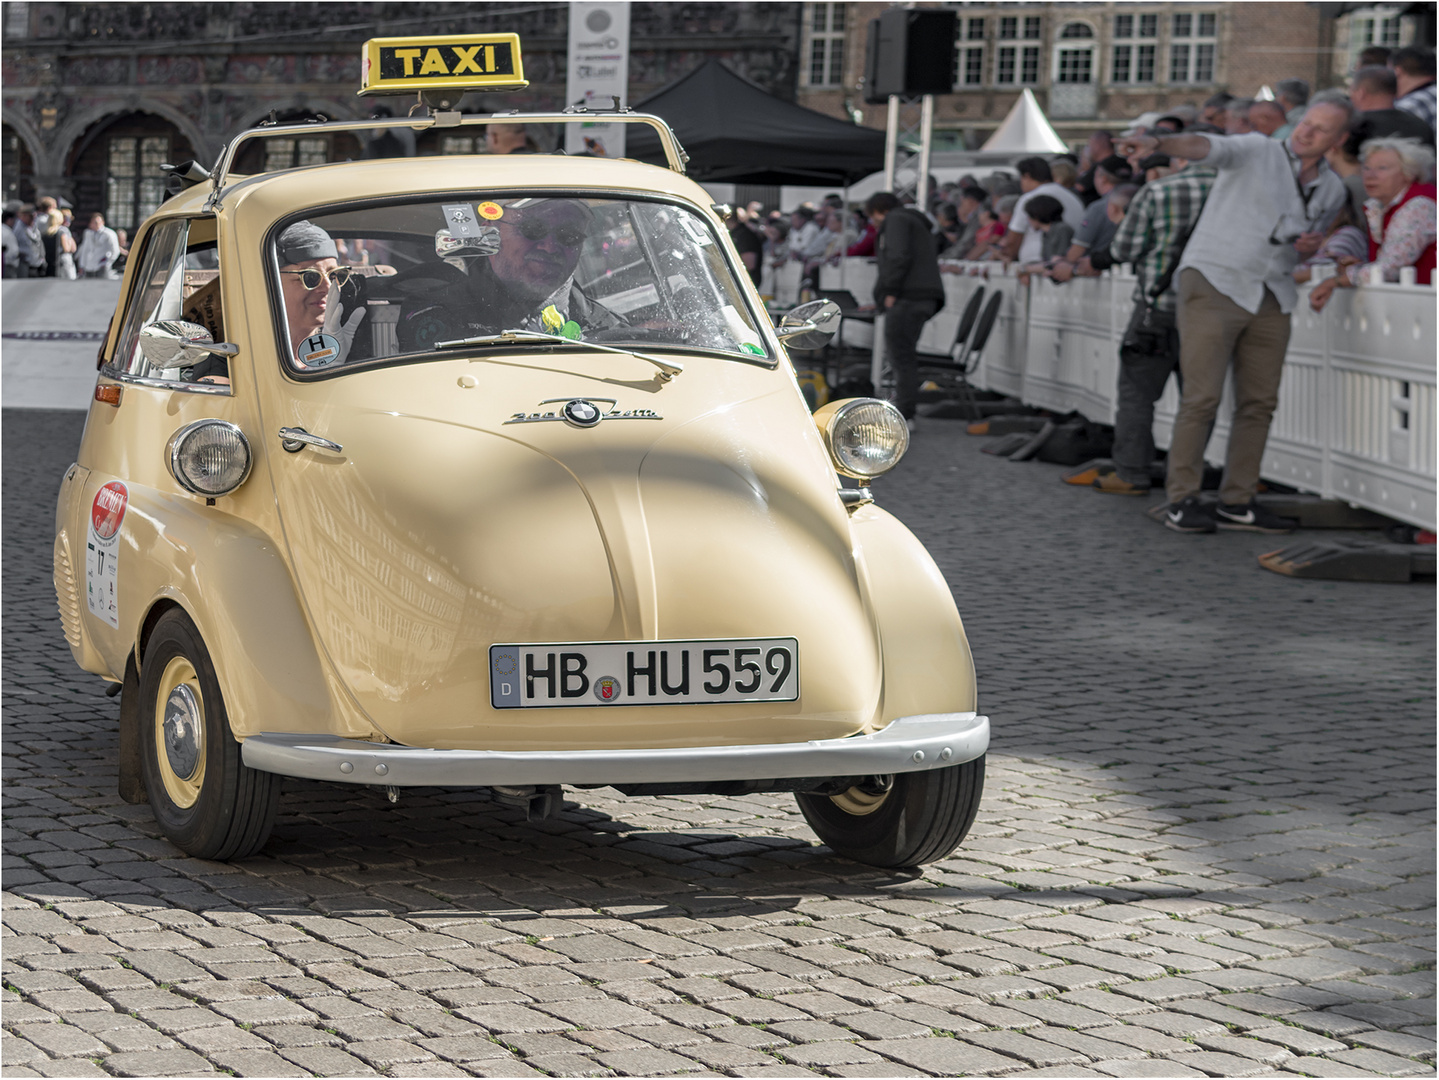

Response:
(53, 34), (988, 868)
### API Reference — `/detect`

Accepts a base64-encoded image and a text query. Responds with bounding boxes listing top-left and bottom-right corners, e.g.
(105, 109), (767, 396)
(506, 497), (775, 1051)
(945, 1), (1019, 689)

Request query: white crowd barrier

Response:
(822, 257), (1436, 530)
(760, 261), (803, 307)
(8, 265), (1432, 528)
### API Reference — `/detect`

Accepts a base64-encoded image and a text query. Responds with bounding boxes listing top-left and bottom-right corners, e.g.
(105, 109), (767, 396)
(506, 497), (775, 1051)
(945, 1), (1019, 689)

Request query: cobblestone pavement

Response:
(4, 406), (1434, 1079)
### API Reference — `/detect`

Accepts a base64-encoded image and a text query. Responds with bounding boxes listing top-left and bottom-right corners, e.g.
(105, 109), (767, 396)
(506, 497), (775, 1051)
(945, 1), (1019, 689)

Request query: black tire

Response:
(796, 756), (985, 869)
(139, 609), (279, 860)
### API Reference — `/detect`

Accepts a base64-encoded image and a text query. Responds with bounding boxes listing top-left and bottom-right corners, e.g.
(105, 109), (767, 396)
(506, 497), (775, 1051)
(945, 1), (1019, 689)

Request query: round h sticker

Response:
(298, 333), (341, 368)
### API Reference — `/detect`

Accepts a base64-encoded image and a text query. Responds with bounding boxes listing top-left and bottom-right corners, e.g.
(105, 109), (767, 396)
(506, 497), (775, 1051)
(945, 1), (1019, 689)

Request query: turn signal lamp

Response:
(166, 420), (252, 497)
(813, 398), (910, 479)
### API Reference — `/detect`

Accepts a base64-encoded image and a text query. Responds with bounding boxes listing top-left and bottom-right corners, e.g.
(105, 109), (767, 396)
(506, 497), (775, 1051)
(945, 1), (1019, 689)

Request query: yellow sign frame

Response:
(359, 34), (528, 96)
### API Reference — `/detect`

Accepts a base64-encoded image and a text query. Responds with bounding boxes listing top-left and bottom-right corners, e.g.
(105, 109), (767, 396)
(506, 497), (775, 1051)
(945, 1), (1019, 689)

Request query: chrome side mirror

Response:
(137, 320), (239, 369)
(775, 299), (842, 349)
(435, 227), (500, 260)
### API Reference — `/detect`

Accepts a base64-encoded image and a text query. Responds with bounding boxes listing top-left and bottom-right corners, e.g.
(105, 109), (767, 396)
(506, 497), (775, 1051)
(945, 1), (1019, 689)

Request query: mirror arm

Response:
(200, 342), (240, 357)
(775, 320), (820, 342)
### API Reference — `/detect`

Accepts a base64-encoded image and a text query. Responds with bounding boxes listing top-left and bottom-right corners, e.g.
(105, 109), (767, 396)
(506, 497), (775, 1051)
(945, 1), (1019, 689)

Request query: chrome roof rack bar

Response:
(204, 112), (689, 213)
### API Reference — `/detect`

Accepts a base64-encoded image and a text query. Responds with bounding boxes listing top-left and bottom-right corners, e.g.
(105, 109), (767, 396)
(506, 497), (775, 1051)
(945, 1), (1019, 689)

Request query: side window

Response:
(109, 217), (226, 383)
(111, 218), (190, 377)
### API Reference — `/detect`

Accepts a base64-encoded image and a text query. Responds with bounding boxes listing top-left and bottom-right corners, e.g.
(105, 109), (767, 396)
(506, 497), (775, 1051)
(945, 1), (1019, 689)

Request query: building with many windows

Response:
(1, 2), (805, 222)
(798, 2), (1432, 148)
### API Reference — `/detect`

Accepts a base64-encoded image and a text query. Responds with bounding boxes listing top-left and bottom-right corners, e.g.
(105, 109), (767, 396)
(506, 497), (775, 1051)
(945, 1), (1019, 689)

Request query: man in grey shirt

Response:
(1116, 90), (1351, 534)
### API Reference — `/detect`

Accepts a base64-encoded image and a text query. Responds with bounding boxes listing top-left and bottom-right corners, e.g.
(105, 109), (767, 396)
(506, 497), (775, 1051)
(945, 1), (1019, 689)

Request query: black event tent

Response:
(624, 59), (887, 186)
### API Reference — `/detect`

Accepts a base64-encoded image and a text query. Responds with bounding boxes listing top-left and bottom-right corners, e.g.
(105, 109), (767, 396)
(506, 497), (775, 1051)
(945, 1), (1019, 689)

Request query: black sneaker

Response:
(1215, 500), (1298, 534)
(1159, 496), (1216, 533)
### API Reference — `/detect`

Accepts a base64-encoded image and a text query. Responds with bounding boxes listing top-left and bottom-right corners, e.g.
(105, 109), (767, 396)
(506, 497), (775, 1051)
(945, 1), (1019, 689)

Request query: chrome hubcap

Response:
(162, 684), (203, 781)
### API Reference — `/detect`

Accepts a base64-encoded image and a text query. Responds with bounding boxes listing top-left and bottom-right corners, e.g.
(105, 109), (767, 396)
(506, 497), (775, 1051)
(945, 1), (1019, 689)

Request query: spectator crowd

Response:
(2, 198), (126, 280)
(724, 43), (1436, 532)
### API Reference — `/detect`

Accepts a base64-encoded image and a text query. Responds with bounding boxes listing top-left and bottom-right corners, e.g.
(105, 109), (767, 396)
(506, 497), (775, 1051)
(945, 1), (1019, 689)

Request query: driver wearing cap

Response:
(398, 198), (623, 353)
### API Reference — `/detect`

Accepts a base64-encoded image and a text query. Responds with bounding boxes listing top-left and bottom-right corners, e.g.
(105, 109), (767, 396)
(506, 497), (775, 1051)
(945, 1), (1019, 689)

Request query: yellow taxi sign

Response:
(359, 33), (528, 96)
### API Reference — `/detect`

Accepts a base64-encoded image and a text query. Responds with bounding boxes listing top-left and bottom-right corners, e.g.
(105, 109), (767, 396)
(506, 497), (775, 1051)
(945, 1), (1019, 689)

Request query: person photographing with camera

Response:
(1076, 158), (1215, 498)
(1114, 91), (1352, 534)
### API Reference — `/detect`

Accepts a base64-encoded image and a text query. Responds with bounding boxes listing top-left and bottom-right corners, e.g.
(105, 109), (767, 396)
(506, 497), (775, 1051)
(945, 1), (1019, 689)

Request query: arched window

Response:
(1055, 24), (1096, 84)
(1051, 21), (1098, 117)
(65, 112), (196, 231)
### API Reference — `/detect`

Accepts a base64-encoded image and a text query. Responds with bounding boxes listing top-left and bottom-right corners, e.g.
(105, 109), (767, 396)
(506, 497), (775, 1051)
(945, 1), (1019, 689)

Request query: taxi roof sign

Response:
(360, 33), (528, 96)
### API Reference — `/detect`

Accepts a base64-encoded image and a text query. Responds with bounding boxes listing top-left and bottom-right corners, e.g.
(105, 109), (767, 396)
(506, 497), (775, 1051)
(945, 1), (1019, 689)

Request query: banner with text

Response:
(564, 1), (631, 158)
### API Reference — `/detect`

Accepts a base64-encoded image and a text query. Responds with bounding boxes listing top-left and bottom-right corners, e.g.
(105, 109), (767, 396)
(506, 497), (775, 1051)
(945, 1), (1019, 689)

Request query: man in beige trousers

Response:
(1116, 91), (1353, 534)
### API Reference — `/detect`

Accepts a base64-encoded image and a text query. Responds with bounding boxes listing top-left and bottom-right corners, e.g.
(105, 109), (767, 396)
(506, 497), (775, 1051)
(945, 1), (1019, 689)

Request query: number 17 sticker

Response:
(86, 481), (127, 629)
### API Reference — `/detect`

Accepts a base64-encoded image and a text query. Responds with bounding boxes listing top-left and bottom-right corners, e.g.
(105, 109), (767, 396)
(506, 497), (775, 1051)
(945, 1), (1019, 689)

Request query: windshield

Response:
(269, 195), (770, 373)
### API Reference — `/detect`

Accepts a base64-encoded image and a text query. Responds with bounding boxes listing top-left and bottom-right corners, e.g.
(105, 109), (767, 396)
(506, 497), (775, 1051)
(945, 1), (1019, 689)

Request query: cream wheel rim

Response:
(154, 656), (205, 809)
(828, 785), (889, 816)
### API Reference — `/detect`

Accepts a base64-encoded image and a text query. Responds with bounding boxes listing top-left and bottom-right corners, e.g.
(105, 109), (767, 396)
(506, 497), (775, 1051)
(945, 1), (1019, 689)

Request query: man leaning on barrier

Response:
(1116, 90), (1352, 534)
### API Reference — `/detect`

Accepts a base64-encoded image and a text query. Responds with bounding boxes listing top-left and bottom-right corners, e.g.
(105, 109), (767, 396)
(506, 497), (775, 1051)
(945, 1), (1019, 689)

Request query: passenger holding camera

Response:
(1078, 157), (1215, 498)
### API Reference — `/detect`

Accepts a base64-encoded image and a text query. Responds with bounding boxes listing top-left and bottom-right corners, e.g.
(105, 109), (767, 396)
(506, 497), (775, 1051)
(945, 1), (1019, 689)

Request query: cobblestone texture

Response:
(4, 407), (1434, 1077)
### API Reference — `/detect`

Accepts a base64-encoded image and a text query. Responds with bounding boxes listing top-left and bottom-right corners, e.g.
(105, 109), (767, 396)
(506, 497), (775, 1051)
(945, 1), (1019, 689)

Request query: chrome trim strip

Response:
(241, 712), (989, 787)
(100, 367), (233, 396)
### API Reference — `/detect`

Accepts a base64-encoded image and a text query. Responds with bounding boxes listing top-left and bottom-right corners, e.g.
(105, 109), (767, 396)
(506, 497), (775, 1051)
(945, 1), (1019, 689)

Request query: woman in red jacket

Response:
(1310, 137), (1435, 310)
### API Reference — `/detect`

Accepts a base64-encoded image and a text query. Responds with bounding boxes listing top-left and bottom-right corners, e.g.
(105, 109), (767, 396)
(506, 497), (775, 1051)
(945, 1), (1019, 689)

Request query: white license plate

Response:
(490, 638), (799, 709)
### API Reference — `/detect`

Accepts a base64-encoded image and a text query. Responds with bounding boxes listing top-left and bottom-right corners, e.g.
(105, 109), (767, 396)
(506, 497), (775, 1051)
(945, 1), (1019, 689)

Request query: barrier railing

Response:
(820, 257), (1436, 530)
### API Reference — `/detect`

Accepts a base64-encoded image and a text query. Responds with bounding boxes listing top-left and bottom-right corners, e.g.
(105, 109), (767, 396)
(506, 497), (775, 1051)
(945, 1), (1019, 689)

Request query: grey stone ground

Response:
(3, 405), (1434, 1079)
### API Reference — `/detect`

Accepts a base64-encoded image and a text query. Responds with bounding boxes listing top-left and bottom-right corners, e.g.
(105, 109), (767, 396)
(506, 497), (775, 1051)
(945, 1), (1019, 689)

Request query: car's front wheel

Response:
(139, 609), (279, 860)
(796, 757), (985, 869)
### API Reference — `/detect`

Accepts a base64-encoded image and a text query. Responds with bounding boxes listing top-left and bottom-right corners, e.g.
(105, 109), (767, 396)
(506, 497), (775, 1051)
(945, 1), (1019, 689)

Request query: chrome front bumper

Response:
(241, 711), (989, 788)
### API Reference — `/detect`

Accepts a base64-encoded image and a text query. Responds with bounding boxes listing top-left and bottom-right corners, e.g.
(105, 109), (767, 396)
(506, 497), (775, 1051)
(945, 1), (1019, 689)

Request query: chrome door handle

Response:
(278, 427), (343, 454)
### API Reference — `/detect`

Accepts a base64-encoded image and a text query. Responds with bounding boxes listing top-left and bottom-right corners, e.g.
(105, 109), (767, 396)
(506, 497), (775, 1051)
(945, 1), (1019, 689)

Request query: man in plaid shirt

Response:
(1084, 157), (1216, 495)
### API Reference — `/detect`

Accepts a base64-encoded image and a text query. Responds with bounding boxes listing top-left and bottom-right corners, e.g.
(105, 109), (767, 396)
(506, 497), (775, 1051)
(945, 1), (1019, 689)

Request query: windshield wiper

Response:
(434, 329), (683, 382)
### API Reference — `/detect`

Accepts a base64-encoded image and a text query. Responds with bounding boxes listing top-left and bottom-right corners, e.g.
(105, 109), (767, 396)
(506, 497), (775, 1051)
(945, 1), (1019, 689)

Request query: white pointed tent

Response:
(980, 88), (1070, 153)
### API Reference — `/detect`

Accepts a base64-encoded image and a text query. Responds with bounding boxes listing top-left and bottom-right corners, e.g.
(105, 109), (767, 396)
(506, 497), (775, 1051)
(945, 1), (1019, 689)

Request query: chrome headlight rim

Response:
(166, 419), (253, 497)
(820, 397), (910, 480)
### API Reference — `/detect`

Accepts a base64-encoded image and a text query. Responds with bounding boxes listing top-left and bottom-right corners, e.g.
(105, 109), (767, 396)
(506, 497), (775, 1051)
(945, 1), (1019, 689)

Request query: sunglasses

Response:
(515, 217), (587, 248)
(280, 266), (355, 290)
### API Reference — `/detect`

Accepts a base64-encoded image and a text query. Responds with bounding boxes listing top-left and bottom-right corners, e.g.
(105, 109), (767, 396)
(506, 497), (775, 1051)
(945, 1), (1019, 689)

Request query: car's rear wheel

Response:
(139, 609), (279, 860)
(796, 756), (985, 869)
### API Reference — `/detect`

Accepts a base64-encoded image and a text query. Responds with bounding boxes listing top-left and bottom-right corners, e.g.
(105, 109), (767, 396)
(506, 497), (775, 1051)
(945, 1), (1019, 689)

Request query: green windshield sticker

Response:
(741, 342), (764, 356)
(560, 320), (582, 340)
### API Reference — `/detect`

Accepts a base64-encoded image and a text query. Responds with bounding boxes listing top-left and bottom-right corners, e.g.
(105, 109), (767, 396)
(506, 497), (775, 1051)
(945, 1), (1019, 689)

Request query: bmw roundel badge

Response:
(561, 399), (603, 428)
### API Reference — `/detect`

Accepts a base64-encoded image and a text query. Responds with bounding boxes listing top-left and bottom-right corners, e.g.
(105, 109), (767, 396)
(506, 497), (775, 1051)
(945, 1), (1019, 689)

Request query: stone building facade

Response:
(1, 1), (803, 224)
(795, 2), (1429, 148)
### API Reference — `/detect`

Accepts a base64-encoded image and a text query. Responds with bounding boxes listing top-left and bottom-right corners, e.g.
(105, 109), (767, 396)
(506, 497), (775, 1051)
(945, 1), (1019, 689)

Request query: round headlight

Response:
(816, 398), (910, 479)
(167, 420), (252, 497)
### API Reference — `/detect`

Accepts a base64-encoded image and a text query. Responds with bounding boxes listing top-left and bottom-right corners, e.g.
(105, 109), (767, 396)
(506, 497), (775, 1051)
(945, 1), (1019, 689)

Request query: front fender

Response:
(65, 474), (375, 741)
(850, 503), (978, 722)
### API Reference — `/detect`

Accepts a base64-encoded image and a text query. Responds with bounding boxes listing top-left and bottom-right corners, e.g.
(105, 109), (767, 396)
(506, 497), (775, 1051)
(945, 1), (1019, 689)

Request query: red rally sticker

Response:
(91, 481), (129, 540)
